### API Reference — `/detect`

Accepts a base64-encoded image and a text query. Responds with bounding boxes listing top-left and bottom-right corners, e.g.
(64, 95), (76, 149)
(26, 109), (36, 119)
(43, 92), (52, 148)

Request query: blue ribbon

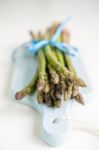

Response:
(26, 16), (78, 56)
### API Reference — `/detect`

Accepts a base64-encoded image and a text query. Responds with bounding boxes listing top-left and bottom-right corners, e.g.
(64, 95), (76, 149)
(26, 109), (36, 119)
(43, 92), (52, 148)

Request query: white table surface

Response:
(0, 0), (99, 150)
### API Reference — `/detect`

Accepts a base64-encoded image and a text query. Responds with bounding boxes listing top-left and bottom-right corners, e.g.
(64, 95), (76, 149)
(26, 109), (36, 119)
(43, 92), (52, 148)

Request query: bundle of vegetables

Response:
(15, 22), (87, 108)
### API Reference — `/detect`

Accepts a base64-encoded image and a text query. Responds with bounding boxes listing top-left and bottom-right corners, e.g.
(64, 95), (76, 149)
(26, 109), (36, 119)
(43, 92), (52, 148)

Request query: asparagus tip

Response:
(54, 84), (62, 99)
(76, 78), (87, 87)
(44, 93), (53, 107)
(15, 91), (27, 100)
(37, 91), (44, 104)
(64, 90), (68, 101)
(54, 99), (61, 108)
(75, 93), (84, 105)
(37, 80), (45, 91)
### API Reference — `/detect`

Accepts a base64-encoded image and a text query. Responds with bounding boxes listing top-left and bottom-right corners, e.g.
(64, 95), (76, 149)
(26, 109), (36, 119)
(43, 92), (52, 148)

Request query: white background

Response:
(0, 0), (99, 150)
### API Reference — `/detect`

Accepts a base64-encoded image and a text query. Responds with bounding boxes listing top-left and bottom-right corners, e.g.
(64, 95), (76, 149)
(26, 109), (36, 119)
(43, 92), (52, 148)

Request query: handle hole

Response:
(53, 117), (68, 124)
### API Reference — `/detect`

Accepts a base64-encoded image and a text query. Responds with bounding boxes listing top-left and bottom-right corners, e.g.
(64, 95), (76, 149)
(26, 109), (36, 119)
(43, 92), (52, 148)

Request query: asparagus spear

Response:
(48, 28), (62, 107)
(49, 23), (65, 67)
(30, 32), (50, 93)
(56, 37), (65, 67)
(56, 50), (65, 67)
(15, 69), (38, 100)
(49, 25), (66, 90)
(64, 54), (76, 75)
(64, 54), (78, 97)
(47, 64), (59, 84)
(48, 25), (65, 100)
(54, 25), (70, 100)
(62, 30), (85, 104)
(62, 30), (79, 100)
(47, 22), (61, 60)
(54, 26), (67, 91)
(37, 49), (47, 91)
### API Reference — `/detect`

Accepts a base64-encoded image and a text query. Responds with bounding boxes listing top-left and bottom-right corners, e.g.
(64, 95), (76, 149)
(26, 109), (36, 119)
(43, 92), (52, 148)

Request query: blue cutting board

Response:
(11, 43), (93, 146)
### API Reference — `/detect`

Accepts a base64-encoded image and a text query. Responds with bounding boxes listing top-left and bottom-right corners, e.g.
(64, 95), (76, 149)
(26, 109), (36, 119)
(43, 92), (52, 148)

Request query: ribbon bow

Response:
(27, 16), (78, 56)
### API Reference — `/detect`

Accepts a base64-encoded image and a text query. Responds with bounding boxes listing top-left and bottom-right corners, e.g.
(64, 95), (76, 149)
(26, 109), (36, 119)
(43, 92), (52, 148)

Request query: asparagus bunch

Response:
(15, 21), (87, 107)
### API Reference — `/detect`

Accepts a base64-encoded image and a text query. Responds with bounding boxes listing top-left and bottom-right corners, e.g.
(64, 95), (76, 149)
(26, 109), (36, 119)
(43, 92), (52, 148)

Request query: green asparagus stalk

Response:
(64, 54), (76, 75)
(47, 27), (57, 58)
(49, 24), (62, 58)
(55, 29), (67, 91)
(58, 48), (73, 100)
(56, 50), (65, 67)
(55, 26), (70, 100)
(48, 25), (66, 90)
(64, 54), (78, 97)
(15, 69), (38, 100)
(62, 31), (79, 100)
(37, 49), (47, 91)
(62, 30), (85, 104)
(48, 25), (65, 100)
(49, 23), (65, 67)
(30, 32), (50, 93)
(56, 36), (65, 67)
